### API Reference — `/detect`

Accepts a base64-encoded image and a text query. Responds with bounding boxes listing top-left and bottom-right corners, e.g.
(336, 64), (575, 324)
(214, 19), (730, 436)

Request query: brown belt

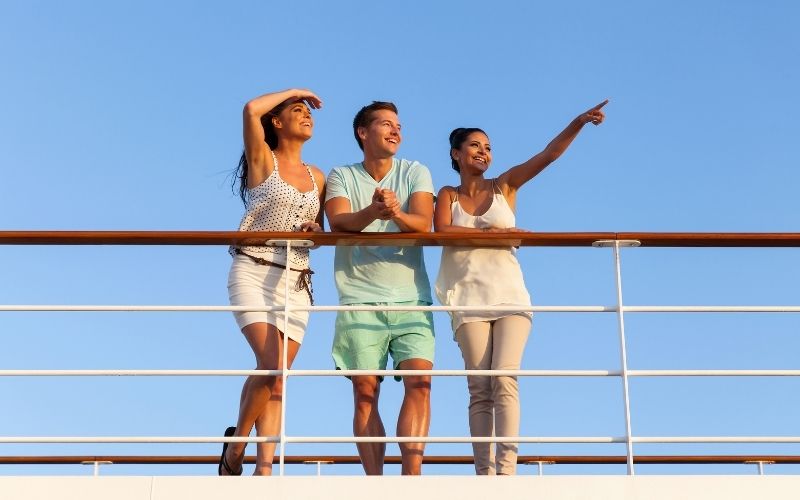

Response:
(234, 249), (314, 305)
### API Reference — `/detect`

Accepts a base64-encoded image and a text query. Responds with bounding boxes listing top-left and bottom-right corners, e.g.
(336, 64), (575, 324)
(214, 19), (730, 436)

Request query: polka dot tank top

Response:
(230, 151), (320, 268)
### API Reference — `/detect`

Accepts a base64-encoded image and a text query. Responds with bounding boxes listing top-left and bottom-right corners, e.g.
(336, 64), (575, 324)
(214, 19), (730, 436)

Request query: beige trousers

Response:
(455, 315), (531, 475)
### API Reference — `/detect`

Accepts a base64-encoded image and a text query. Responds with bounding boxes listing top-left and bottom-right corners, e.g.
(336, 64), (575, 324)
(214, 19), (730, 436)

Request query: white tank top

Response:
(230, 151), (320, 268)
(434, 182), (531, 333)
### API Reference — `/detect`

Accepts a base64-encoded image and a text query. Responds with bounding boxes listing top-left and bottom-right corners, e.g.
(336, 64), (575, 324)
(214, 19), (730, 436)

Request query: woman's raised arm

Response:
(498, 99), (607, 193)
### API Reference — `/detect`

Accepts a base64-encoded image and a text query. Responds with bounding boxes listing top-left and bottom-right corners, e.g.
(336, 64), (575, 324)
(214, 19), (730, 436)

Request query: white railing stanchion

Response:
(745, 460), (774, 475)
(607, 240), (639, 475)
(81, 460), (112, 476)
(280, 239), (292, 477)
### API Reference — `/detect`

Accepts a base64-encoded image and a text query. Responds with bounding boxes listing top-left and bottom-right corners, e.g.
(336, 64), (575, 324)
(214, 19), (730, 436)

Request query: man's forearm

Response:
(393, 211), (432, 233)
(329, 207), (379, 232)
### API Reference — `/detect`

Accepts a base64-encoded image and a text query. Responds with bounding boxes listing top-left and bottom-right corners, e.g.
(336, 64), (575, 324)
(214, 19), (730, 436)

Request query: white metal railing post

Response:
(81, 460), (111, 476)
(746, 460), (773, 475)
(279, 239), (291, 476)
(613, 240), (637, 475)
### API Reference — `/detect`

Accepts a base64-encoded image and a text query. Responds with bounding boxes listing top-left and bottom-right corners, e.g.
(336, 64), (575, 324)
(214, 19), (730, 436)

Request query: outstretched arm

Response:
(242, 88), (322, 188)
(498, 99), (607, 192)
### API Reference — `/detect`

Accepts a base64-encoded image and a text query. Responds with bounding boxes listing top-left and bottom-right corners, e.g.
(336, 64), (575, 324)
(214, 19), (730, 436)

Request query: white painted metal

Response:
(612, 241), (636, 475)
(5, 237), (800, 479)
(279, 240), (292, 475)
(284, 436), (627, 444)
(6, 475), (800, 500)
(592, 239), (642, 248)
(303, 460), (332, 476)
(7, 303), (800, 312)
(0, 437), (278, 443)
(0, 368), (610, 377)
(5, 435), (798, 444)
(5, 368), (800, 377)
(0, 436), (625, 444)
(80, 461), (111, 476)
(623, 306), (800, 312)
(633, 437), (800, 443)
(6, 304), (800, 313)
(628, 370), (800, 376)
(265, 239), (314, 247)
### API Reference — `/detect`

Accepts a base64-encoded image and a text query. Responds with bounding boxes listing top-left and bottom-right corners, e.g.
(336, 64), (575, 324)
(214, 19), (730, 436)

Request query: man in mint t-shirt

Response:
(325, 101), (435, 475)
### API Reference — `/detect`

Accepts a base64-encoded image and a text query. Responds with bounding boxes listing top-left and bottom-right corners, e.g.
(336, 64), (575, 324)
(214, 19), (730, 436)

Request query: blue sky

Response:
(1, 0), (800, 476)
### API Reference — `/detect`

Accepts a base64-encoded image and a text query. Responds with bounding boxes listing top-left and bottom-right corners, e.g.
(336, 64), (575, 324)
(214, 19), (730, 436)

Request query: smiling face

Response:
(358, 109), (402, 158)
(273, 100), (314, 141)
(452, 131), (492, 174)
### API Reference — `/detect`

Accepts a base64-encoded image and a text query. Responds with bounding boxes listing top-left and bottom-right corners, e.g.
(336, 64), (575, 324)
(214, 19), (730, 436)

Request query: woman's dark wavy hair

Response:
(448, 127), (486, 173)
(232, 99), (294, 204)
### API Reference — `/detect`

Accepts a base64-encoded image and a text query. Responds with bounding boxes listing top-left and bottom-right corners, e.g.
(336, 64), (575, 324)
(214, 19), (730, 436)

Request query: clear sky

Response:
(1, 0), (800, 476)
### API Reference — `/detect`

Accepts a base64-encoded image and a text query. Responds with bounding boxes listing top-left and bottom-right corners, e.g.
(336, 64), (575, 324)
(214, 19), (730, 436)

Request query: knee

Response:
(404, 376), (431, 400)
(467, 375), (493, 399)
(353, 378), (380, 409)
(248, 373), (278, 392)
(492, 376), (519, 397)
(269, 376), (284, 398)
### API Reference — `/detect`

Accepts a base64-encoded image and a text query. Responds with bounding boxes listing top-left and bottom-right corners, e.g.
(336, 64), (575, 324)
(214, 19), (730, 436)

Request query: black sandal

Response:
(218, 426), (243, 476)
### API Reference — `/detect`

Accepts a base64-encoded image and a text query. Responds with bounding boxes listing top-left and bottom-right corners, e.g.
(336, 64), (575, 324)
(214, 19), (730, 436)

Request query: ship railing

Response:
(2, 231), (799, 476)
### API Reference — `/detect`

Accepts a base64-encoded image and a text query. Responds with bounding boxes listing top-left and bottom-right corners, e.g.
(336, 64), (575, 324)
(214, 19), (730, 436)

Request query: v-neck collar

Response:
(358, 158), (397, 184)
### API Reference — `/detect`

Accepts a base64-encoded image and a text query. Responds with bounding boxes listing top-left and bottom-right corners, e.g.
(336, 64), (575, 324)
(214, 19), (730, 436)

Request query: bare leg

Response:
(396, 358), (432, 475)
(352, 375), (385, 475)
(252, 365), (292, 476)
(222, 322), (300, 476)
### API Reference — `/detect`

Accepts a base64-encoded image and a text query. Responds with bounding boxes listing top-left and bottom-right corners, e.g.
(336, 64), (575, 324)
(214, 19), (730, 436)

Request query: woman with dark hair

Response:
(220, 88), (326, 476)
(434, 100), (607, 475)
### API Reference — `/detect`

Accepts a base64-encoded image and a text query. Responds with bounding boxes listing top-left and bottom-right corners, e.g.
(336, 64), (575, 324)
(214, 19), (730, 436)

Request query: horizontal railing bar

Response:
(629, 370), (800, 376)
(291, 369), (618, 377)
(0, 436), (626, 444)
(623, 306), (800, 313)
(3, 369), (799, 377)
(287, 436), (625, 444)
(0, 437), (279, 444)
(0, 305), (612, 312)
(0, 231), (614, 247)
(3, 230), (800, 247)
(4, 455), (800, 465)
(5, 304), (800, 313)
(0, 369), (619, 377)
(634, 437), (800, 443)
(0, 370), (281, 376)
(5, 436), (798, 444)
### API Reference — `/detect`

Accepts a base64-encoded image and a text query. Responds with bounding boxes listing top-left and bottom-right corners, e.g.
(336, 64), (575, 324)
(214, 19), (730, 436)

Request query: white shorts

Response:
(227, 254), (311, 343)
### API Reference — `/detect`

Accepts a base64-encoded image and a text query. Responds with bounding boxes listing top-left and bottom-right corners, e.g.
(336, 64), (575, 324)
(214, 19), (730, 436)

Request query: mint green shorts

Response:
(332, 301), (435, 381)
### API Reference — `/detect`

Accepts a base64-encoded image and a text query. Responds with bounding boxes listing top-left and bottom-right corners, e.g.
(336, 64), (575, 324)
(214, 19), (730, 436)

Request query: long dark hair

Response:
(232, 99), (293, 204)
(448, 127), (486, 173)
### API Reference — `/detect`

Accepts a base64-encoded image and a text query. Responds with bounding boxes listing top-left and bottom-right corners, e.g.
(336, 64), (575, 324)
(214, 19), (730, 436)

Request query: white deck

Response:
(3, 475), (800, 500)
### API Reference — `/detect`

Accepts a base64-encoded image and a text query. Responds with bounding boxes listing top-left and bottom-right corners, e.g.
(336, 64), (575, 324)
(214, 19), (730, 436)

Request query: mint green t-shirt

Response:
(325, 158), (434, 305)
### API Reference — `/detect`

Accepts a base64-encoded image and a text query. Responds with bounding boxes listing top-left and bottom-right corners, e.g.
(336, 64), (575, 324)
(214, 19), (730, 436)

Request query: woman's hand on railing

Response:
(299, 221), (323, 249)
(481, 227), (532, 234)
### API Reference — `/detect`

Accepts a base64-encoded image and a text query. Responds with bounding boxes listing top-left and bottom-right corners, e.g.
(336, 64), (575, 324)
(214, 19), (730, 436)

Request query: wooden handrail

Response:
(0, 454), (795, 465)
(1, 231), (800, 247)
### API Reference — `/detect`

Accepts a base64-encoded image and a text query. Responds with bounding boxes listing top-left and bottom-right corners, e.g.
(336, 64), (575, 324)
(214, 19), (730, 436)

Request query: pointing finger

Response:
(592, 99), (609, 111)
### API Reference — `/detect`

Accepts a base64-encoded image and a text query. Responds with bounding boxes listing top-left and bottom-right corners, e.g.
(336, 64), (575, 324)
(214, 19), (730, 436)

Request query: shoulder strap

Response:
(304, 163), (319, 192)
(491, 178), (502, 194)
(270, 150), (279, 171)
